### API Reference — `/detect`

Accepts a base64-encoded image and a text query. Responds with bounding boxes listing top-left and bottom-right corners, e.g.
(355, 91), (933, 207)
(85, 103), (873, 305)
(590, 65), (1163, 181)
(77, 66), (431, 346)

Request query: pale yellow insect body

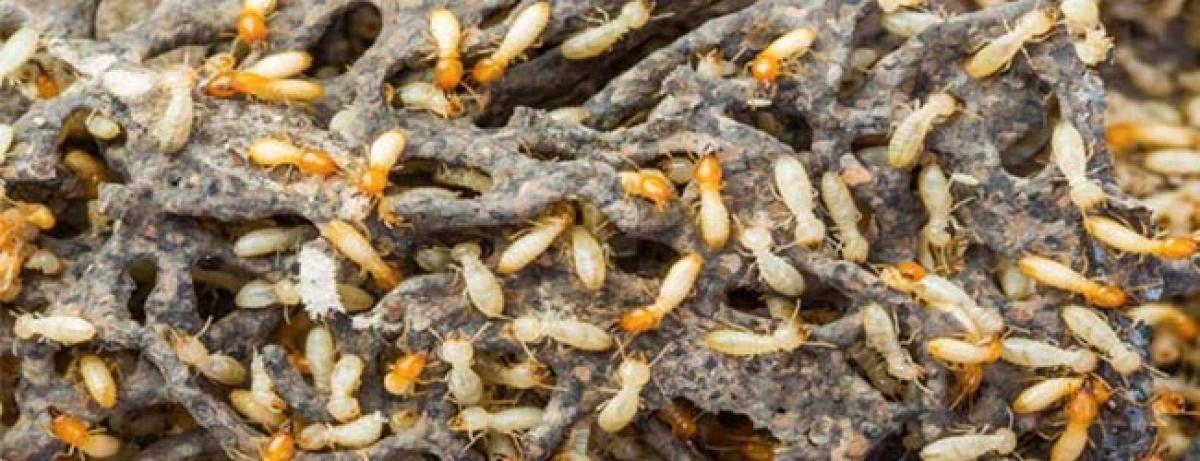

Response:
(1084, 215), (1197, 259)
(305, 325), (336, 394)
(819, 172), (869, 262)
(473, 2), (551, 84)
(235, 278), (300, 309)
(441, 334), (484, 405)
(298, 412), (386, 450)
(1060, 0), (1099, 33)
(1012, 377), (1085, 413)
(694, 155), (730, 250)
(430, 7), (462, 60)
(450, 242), (504, 318)
(760, 27), (818, 66)
(704, 319), (809, 356)
(773, 155), (825, 247)
(996, 257), (1035, 300)
(1017, 255), (1127, 307)
(569, 226), (607, 291)
(319, 219), (401, 290)
(1128, 303), (1198, 339)
(368, 129), (406, 177)
(1074, 27), (1113, 66)
(204, 354), (249, 386)
(560, 1), (652, 60)
(450, 406), (545, 435)
(477, 358), (551, 390)
(249, 352), (286, 413)
(79, 354), (117, 408)
(738, 225), (805, 296)
(919, 428), (1017, 461)
(327, 354), (365, 422)
(918, 163), (953, 247)
(629, 252), (703, 326)
(881, 10), (944, 37)
(926, 337), (1002, 365)
(888, 93), (957, 169)
(0, 28), (39, 80)
(915, 274), (1004, 339)
(433, 165), (493, 193)
(862, 303), (923, 381)
(963, 9), (1055, 79)
(497, 205), (574, 274)
(85, 114), (121, 141)
(1001, 337), (1098, 373)
(155, 66), (195, 154)
(230, 389), (287, 428)
(1052, 119), (1105, 210)
(1062, 305), (1141, 375)
(508, 313), (614, 351)
(398, 81), (461, 118)
(244, 50), (313, 78)
(548, 106), (592, 124)
(14, 314), (97, 345)
(597, 357), (650, 433)
(1144, 149), (1200, 175)
(233, 225), (315, 257)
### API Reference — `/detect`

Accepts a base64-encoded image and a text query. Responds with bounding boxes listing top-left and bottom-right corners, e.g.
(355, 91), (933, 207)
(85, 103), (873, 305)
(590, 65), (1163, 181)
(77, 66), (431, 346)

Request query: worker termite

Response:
(1105, 122), (1197, 153)
(1144, 149), (1200, 176)
(305, 325), (336, 394)
(0, 28), (38, 83)
(384, 351), (427, 396)
(619, 252), (704, 333)
(619, 168), (676, 210)
(63, 150), (110, 199)
(1013, 376), (1086, 413)
(1017, 255), (1127, 307)
(861, 303), (924, 381)
(357, 128), (406, 197)
(327, 353), (365, 422)
(433, 165), (493, 193)
(1000, 337), (1097, 373)
(14, 313), (97, 346)
(918, 162), (955, 248)
(549, 106), (592, 124)
(773, 155), (825, 247)
(561, 0), (652, 60)
(247, 137), (338, 176)
(749, 27), (818, 86)
(398, 81), (462, 118)
(477, 356), (553, 390)
(204, 71), (324, 104)
(738, 222), (806, 296)
(507, 312), (614, 351)
(441, 330), (485, 405)
(963, 8), (1055, 79)
(568, 225), (607, 291)
(1128, 303), (1198, 340)
(1113, 45), (1174, 97)
(449, 242), (505, 318)
(48, 408), (121, 459)
(926, 337), (1003, 365)
(1062, 305), (1142, 375)
(919, 428), (1016, 461)
(1051, 119), (1106, 210)
(237, 0), (277, 46)
(471, 2), (551, 85)
(234, 225), (315, 257)
(704, 315), (813, 356)
(820, 171), (869, 262)
(170, 327), (247, 386)
(497, 203), (574, 275)
(887, 92), (957, 169)
(487, 431), (523, 460)
(243, 51), (312, 79)
(318, 219), (401, 290)
(79, 354), (117, 408)
(1084, 215), (1196, 259)
(450, 406), (545, 437)
(881, 10), (944, 38)
(230, 388), (287, 428)
(155, 65), (195, 154)
(248, 352), (286, 414)
(881, 262), (1004, 340)
(1073, 27), (1112, 66)
(1052, 384), (1107, 461)
(429, 8), (464, 90)
(297, 412), (387, 450)
(597, 356), (651, 433)
(261, 426), (295, 461)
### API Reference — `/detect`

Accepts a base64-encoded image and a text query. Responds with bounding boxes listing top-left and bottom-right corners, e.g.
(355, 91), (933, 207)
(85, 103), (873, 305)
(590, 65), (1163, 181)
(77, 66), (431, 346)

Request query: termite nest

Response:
(2, 0), (1198, 459)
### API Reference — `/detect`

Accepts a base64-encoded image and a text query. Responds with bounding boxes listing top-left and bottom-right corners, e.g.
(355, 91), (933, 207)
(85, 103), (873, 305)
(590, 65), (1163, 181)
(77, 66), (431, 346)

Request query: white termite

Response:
(508, 313), (614, 351)
(919, 428), (1016, 461)
(450, 406), (544, 435)
(569, 225), (607, 291)
(233, 225), (315, 257)
(862, 303), (923, 381)
(0, 28), (38, 82)
(738, 223), (805, 296)
(327, 353), (365, 422)
(773, 155), (825, 247)
(450, 242), (504, 318)
(497, 204), (574, 274)
(887, 92), (956, 169)
(1061, 305), (1142, 375)
(155, 66), (195, 154)
(440, 332), (484, 405)
(297, 412), (386, 450)
(596, 357), (650, 433)
(1051, 119), (1105, 210)
(1001, 337), (1097, 373)
(13, 313), (97, 345)
(560, 1), (652, 60)
(305, 325), (336, 394)
(819, 171), (869, 262)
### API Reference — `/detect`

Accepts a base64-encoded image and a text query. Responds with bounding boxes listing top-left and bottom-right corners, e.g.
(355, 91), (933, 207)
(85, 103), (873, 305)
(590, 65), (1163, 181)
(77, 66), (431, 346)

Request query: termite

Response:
(156, 65), (195, 154)
(619, 169), (676, 210)
(881, 10), (944, 37)
(1144, 149), (1200, 176)
(84, 114), (121, 141)
(471, 2), (551, 85)
(249, 352), (286, 413)
(497, 203), (574, 275)
(773, 155), (825, 247)
(1013, 376), (1086, 413)
(704, 316), (812, 356)
(449, 406), (545, 435)
(63, 150), (110, 199)
(963, 8), (1055, 79)
(415, 245), (454, 273)
(820, 171), (869, 262)
(749, 27), (818, 86)
(477, 356), (553, 390)
(1051, 384), (1106, 461)
(297, 412), (386, 450)
(919, 428), (1016, 461)
(230, 388), (287, 428)
(507, 312), (614, 351)
(997, 257), (1036, 300)
(32, 64), (59, 99)
(619, 252), (704, 333)
(261, 427), (295, 461)
(318, 219), (401, 290)
(441, 331), (484, 405)
(1128, 303), (1198, 340)
(738, 222), (805, 296)
(657, 399), (700, 439)
(692, 153), (730, 249)
(204, 71), (324, 103)
(398, 81), (462, 118)
(79, 354), (117, 408)
(305, 325), (336, 394)
(0, 28), (38, 83)
(429, 8), (464, 90)
(384, 351), (426, 396)
(1061, 305), (1142, 375)
(549, 106), (592, 124)
(1001, 337), (1098, 373)
(597, 356), (651, 433)
(247, 137), (338, 176)
(880, 262), (1004, 340)
(887, 92), (957, 169)
(560, 1), (652, 60)
(170, 328), (248, 386)
(1105, 122), (1197, 153)
(1073, 27), (1112, 66)
(234, 225), (315, 257)
(13, 313), (97, 346)
(327, 353), (365, 422)
(357, 128), (406, 197)
(567, 225), (607, 291)
(236, 279), (303, 309)
(237, 0), (277, 46)
(433, 165), (493, 193)
(918, 163), (954, 248)
(48, 408), (121, 459)
(1051, 119), (1106, 210)
(862, 303), (924, 381)
(926, 337), (1003, 365)
(445, 242), (506, 318)
(1017, 255), (1127, 307)
(244, 50), (312, 79)
(1114, 45), (1174, 97)
(1084, 215), (1196, 259)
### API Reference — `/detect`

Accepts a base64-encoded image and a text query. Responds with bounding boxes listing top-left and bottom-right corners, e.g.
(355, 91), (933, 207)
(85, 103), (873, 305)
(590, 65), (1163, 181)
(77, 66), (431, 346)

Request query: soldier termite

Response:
(887, 92), (957, 169)
(497, 203), (574, 275)
(261, 426), (295, 461)
(597, 356), (651, 433)
(357, 128), (406, 197)
(561, 1), (652, 60)
(1051, 384), (1107, 461)
(63, 150), (110, 199)
(156, 66), (195, 154)
(1062, 305), (1142, 375)
(327, 354), (365, 422)
(471, 2), (552, 85)
(398, 81), (462, 118)
(1017, 255), (1127, 307)
(247, 137), (338, 176)
(881, 10), (944, 38)
(237, 0), (276, 46)
(918, 428), (1016, 461)
(861, 303), (924, 381)
(429, 8), (463, 90)
(318, 219), (401, 290)
(1051, 119), (1106, 210)
(569, 225), (607, 291)
(233, 225), (315, 257)
(441, 330), (485, 405)
(749, 27), (818, 86)
(476, 356), (553, 390)
(384, 351), (427, 396)
(619, 169), (676, 210)
(451, 242), (505, 318)
(1144, 149), (1200, 175)
(963, 8), (1055, 79)
(1084, 215), (1196, 259)
(820, 171), (869, 262)
(204, 69), (324, 103)
(704, 315), (814, 356)
(773, 155), (825, 247)
(450, 406), (545, 436)
(1000, 337), (1098, 373)
(507, 312), (614, 351)
(79, 354), (117, 408)
(1059, 0), (1111, 65)
(48, 408), (121, 459)
(1128, 303), (1198, 340)
(297, 412), (387, 450)
(0, 28), (38, 83)
(738, 222), (805, 296)
(169, 327), (248, 386)
(693, 153), (730, 249)
(1105, 122), (1197, 153)
(13, 313), (97, 346)
(881, 262), (1004, 340)
(619, 252), (704, 333)
(230, 388), (287, 428)
(305, 325), (336, 394)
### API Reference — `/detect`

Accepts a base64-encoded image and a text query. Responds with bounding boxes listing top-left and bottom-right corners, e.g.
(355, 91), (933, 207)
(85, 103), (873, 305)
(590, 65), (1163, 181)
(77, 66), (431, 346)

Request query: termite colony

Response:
(1, 0), (1196, 459)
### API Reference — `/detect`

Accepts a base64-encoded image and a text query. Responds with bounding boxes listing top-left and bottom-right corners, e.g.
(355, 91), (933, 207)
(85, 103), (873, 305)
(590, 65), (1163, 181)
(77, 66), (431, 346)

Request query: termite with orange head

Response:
(48, 408), (121, 459)
(204, 71), (324, 104)
(472, 2), (552, 85)
(305, 325), (336, 394)
(398, 81), (462, 118)
(1051, 119), (1106, 210)
(79, 354), (118, 408)
(450, 242), (505, 318)
(1105, 122), (1197, 153)
(926, 337), (1003, 366)
(738, 222), (806, 296)
(1001, 337), (1097, 373)
(819, 171), (869, 262)
(861, 303), (925, 381)
(247, 137), (339, 176)
(619, 168), (676, 210)
(560, 1), (653, 60)
(450, 406), (545, 436)
(1151, 389), (1189, 426)
(0, 28), (39, 83)
(155, 65), (195, 154)
(297, 412), (387, 450)
(440, 331), (484, 405)
(569, 225), (607, 291)
(1062, 305), (1142, 375)
(383, 351), (427, 396)
(704, 316), (812, 356)
(597, 356), (651, 433)
(1084, 215), (1196, 259)
(327, 353), (365, 422)
(477, 356), (553, 390)
(1128, 303), (1199, 341)
(773, 155), (825, 247)
(63, 151), (111, 199)
(887, 92), (957, 169)
(429, 8), (463, 90)
(963, 8), (1055, 79)
(261, 426), (295, 461)
(497, 203), (574, 275)
(318, 219), (401, 290)
(693, 153), (730, 249)
(1051, 384), (1107, 461)
(919, 428), (1016, 461)
(619, 252), (704, 333)
(1013, 376), (1086, 414)
(237, 0), (277, 46)
(1144, 149), (1200, 176)
(1114, 45), (1174, 98)
(1017, 255), (1126, 307)
(749, 27), (818, 86)
(13, 313), (97, 346)
(356, 128), (406, 197)
(508, 312), (614, 351)
(880, 262), (1004, 340)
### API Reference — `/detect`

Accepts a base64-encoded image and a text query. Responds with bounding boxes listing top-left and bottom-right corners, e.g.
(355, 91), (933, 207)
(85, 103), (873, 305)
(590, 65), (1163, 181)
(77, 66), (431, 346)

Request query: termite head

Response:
(357, 170), (388, 196)
(472, 58), (504, 85)
(449, 406), (489, 433)
(507, 316), (544, 343)
(737, 225), (773, 252)
(1071, 349), (1099, 374)
(262, 430), (295, 461)
(12, 314), (34, 339)
(926, 93), (957, 117)
(299, 149), (338, 176)
(439, 336), (474, 365)
(616, 357), (651, 387)
(1155, 237), (1197, 260)
(897, 261), (926, 282)
(1110, 348), (1142, 375)
(511, 359), (551, 385)
(1085, 284), (1127, 308)
(237, 10), (269, 45)
(48, 407), (90, 444)
(203, 53), (237, 78)
(750, 55), (780, 85)
(693, 154), (723, 187)
(204, 72), (238, 98)
(434, 59), (464, 91)
(619, 307), (660, 333)
(1152, 390), (1187, 418)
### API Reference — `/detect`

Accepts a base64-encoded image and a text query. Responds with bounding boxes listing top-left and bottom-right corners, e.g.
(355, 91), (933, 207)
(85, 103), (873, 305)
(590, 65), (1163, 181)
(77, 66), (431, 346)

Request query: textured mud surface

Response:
(0, 0), (1187, 459)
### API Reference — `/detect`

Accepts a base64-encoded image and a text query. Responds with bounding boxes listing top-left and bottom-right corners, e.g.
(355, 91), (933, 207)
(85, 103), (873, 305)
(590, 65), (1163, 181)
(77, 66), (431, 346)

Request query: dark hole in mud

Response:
(1000, 118), (1052, 178)
(695, 410), (782, 459)
(390, 159), (487, 199)
(306, 2), (381, 78)
(730, 108), (815, 155)
(0, 355), (17, 426)
(724, 287), (768, 314)
(191, 259), (240, 322)
(611, 238), (679, 278)
(126, 257), (157, 324)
